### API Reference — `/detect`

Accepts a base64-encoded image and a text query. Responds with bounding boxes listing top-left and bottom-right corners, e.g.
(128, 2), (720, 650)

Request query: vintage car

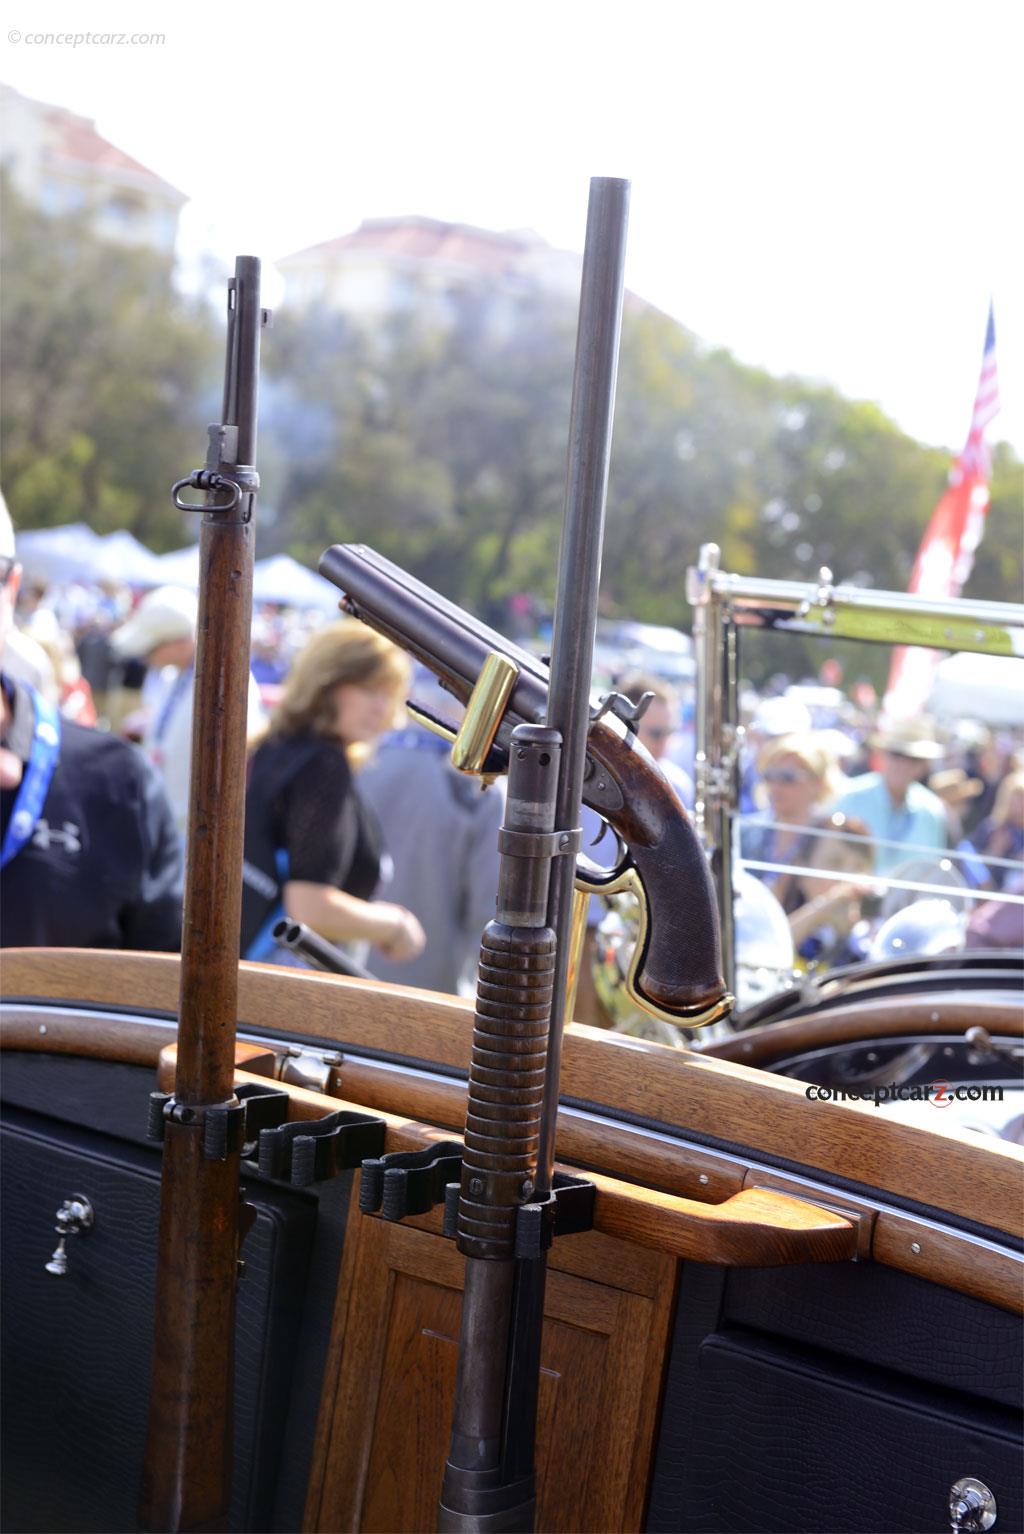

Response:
(2, 198), (1021, 1534)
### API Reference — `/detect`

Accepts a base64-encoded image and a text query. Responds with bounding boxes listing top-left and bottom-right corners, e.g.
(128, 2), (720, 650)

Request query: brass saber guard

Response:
(575, 863), (733, 1030)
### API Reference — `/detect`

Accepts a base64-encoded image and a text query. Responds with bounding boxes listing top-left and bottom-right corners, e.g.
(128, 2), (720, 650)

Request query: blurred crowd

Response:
(3, 544), (1023, 992)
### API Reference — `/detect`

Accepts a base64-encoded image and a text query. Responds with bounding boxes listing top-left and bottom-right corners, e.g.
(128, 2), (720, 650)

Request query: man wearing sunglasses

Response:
(833, 717), (948, 875)
(616, 670), (694, 809)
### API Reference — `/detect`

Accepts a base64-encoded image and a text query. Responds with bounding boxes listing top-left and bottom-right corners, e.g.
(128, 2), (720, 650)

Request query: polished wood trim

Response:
(873, 1210), (1024, 1314)
(1, 1000), (1015, 1310)
(705, 994), (1024, 1065)
(2, 949), (476, 1064)
(3, 950), (1021, 1240)
(1, 1006), (178, 1063)
(585, 1174), (856, 1265)
(150, 1057), (856, 1269)
(0, 1012), (743, 1205)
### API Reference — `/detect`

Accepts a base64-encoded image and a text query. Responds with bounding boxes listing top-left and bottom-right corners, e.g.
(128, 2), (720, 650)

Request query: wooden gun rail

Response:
(2, 1001), (1019, 1309)
(153, 1049), (855, 1269)
(201, 1059), (1022, 1313)
(3, 950), (1021, 1241)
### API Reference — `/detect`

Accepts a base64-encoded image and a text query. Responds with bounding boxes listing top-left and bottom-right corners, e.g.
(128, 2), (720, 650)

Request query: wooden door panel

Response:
(311, 1204), (676, 1533)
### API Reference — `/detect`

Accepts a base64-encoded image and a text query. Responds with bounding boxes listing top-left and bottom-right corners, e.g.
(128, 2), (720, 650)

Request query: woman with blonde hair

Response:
(240, 620), (425, 966)
(740, 733), (842, 914)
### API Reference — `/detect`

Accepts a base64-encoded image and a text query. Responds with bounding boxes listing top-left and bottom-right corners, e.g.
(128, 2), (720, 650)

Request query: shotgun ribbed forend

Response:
(456, 922), (556, 1260)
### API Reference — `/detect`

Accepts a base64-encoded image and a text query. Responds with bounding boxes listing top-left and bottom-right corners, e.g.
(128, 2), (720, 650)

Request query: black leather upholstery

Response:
(0, 1104), (317, 1532)
(646, 1262), (1024, 1533)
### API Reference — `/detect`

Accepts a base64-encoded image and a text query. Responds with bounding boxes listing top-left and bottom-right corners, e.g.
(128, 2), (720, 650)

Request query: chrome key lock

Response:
(44, 1193), (95, 1276)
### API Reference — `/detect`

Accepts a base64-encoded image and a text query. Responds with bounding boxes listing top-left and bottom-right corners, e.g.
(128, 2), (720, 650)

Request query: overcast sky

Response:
(3, 0), (1022, 454)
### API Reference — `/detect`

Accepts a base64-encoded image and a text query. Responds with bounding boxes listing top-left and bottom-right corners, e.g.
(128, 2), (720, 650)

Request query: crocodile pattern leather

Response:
(647, 1274), (1023, 1534)
(0, 1109), (316, 1533)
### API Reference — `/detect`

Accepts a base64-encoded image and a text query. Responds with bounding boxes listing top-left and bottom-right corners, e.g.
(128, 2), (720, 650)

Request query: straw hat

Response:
(928, 767), (984, 804)
(110, 586), (197, 658)
(869, 716), (945, 761)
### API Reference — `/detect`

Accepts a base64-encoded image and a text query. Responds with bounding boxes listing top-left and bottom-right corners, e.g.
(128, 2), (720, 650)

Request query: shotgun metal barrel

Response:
(271, 918), (376, 981)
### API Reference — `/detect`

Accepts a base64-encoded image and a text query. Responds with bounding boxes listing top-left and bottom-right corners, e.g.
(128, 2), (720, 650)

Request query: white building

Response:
(277, 216), (582, 331)
(0, 83), (186, 256)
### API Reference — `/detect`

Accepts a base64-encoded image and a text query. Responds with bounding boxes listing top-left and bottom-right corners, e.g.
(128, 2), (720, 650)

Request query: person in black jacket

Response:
(240, 620), (425, 967)
(0, 499), (182, 950)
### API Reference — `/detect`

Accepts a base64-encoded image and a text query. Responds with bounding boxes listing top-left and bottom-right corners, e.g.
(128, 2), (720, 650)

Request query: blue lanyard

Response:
(153, 665), (193, 745)
(1, 685), (62, 869)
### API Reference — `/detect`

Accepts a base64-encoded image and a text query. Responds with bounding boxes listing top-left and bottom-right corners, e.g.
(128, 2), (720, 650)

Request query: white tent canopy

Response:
(14, 523), (102, 585)
(95, 530), (166, 586)
(928, 652), (1024, 727)
(252, 554), (340, 613)
(16, 525), (176, 587)
(13, 525), (342, 615)
(151, 543), (201, 588)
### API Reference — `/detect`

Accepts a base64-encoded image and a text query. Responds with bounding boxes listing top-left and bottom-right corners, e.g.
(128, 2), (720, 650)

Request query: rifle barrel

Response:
(537, 177), (629, 1194)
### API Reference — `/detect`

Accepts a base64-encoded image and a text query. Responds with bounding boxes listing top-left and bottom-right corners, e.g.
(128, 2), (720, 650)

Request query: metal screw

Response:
(559, 834), (570, 849)
(698, 1174), (709, 1186)
(910, 1241), (921, 1255)
(468, 1177), (484, 1197)
(520, 1179), (535, 1200)
(38, 1024), (47, 1035)
(321, 1051), (343, 1066)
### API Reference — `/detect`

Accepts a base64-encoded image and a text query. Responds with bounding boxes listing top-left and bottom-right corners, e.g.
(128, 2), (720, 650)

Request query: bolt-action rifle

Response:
(140, 257), (268, 1533)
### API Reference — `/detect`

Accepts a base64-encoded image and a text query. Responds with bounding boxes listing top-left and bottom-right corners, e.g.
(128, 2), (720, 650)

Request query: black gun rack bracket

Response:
(358, 1142), (595, 1260)
(148, 1083), (386, 1188)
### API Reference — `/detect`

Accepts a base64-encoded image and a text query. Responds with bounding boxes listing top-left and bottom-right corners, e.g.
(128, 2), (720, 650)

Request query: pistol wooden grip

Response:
(630, 824), (726, 1016)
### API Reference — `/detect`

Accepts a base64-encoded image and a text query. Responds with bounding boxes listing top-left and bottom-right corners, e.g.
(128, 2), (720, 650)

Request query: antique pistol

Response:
(320, 543), (732, 1028)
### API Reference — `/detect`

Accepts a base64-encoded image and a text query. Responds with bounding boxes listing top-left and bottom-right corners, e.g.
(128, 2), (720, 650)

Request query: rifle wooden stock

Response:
(319, 543), (726, 1021)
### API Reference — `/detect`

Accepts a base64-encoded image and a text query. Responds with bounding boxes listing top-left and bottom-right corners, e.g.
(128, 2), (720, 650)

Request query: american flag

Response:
(884, 307), (1000, 717)
(957, 305), (1000, 480)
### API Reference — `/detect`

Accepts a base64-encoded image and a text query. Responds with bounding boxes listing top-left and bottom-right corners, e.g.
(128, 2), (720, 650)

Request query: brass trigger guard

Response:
(574, 860), (732, 1031)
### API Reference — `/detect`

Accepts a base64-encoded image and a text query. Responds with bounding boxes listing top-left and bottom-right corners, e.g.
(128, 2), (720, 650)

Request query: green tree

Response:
(1, 177), (217, 548)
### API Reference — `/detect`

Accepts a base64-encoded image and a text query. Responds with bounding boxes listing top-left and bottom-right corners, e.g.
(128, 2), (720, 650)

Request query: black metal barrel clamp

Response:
(357, 1146), (595, 1257)
(442, 1171), (595, 1259)
(148, 1085), (386, 1188)
(147, 1081), (288, 1160)
(258, 1109), (386, 1188)
(359, 1141), (466, 1221)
